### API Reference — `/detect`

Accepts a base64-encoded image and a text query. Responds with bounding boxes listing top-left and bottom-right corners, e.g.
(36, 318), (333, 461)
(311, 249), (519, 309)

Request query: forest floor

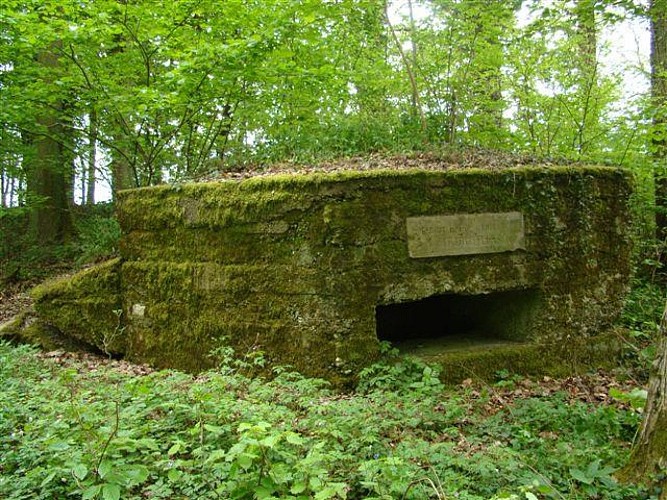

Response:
(0, 281), (34, 324)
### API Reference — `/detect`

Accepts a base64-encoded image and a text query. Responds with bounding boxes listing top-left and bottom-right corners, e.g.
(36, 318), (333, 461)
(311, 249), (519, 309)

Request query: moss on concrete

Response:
(410, 331), (625, 384)
(27, 165), (634, 383)
(0, 310), (98, 351)
(31, 258), (123, 354)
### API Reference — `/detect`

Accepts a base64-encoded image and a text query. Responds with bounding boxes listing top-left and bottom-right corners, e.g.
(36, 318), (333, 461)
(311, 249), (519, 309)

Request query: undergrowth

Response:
(619, 277), (667, 380)
(0, 203), (119, 284)
(0, 341), (655, 500)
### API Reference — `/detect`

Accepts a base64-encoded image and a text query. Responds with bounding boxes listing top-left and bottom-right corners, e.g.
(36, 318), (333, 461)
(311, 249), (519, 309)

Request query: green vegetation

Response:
(0, 340), (657, 500)
(1, 0), (666, 496)
(0, 203), (120, 285)
(620, 279), (667, 379)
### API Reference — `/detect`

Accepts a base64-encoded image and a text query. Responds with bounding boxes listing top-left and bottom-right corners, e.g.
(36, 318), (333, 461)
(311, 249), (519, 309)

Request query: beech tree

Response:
(651, 0), (667, 254)
(1, 2), (76, 243)
(27, 40), (74, 243)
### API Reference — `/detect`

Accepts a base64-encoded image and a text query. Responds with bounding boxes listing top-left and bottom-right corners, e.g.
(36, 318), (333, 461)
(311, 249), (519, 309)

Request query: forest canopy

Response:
(0, 0), (658, 199)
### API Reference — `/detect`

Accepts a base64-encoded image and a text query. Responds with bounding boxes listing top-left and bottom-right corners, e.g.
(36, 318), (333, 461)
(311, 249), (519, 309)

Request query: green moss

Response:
(0, 311), (96, 351)
(32, 258), (121, 301)
(410, 331), (624, 384)
(119, 260), (371, 381)
(31, 166), (634, 384)
(118, 167), (629, 232)
(0, 312), (28, 342)
(31, 259), (123, 354)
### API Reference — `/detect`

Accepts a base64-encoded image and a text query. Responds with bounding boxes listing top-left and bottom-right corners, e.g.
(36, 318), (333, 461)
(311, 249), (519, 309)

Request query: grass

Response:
(0, 341), (657, 500)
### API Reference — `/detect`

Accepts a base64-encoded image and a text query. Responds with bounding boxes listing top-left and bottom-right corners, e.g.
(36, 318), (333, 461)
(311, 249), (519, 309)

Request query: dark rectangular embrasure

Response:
(375, 288), (540, 345)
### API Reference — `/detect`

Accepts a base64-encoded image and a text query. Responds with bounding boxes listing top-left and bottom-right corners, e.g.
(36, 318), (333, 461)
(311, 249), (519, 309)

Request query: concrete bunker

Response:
(18, 161), (635, 384)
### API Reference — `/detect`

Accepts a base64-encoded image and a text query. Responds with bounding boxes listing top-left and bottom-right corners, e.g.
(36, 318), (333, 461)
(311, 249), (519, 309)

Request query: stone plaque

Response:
(406, 212), (525, 258)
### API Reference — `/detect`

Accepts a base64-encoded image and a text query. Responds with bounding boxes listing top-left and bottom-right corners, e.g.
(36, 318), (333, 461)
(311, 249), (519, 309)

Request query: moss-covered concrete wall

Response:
(112, 166), (632, 381)
(24, 165), (633, 384)
(29, 258), (124, 353)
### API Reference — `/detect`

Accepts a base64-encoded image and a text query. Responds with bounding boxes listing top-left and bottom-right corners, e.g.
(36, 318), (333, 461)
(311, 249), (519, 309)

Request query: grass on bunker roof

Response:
(194, 148), (585, 183)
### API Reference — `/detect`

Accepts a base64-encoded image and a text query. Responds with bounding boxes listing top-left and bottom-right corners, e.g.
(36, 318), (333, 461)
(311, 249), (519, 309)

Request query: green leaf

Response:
(102, 483), (121, 500)
(73, 463), (88, 480)
(285, 432), (305, 446)
(254, 485), (276, 499)
(82, 484), (102, 500)
(98, 460), (113, 480)
(167, 469), (182, 482)
(237, 422), (254, 432)
(40, 471), (57, 488)
(204, 449), (227, 463)
(237, 452), (255, 470)
(586, 460), (600, 476)
(291, 481), (307, 494)
(314, 484), (346, 500)
(260, 433), (281, 448)
(570, 468), (594, 485)
(126, 465), (149, 485)
(168, 442), (181, 456)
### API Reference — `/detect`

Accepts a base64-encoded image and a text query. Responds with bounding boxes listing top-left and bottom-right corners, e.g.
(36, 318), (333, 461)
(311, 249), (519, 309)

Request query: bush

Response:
(620, 278), (667, 378)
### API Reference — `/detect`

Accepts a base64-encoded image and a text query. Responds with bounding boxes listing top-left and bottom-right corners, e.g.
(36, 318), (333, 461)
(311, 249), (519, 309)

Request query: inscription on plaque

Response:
(406, 212), (525, 258)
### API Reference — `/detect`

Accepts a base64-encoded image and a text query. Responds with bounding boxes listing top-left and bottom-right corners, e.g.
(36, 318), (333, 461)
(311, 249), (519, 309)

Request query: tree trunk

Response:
(86, 107), (97, 205)
(384, 1), (427, 136)
(1, 170), (7, 208)
(651, 0), (667, 260)
(27, 42), (74, 244)
(110, 156), (135, 198)
(618, 301), (667, 495)
(575, 0), (597, 72)
(407, 0), (420, 119)
(573, 0), (599, 155)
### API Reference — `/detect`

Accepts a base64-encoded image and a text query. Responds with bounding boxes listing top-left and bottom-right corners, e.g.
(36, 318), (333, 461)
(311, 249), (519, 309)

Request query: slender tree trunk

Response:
(86, 107), (97, 205)
(214, 103), (233, 162)
(575, 0), (598, 71)
(11, 176), (18, 207)
(1, 170), (6, 208)
(651, 0), (667, 260)
(384, 2), (427, 136)
(17, 176), (24, 207)
(574, 0), (599, 155)
(110, 156), (134, 197)
(407, 0), (420, 117)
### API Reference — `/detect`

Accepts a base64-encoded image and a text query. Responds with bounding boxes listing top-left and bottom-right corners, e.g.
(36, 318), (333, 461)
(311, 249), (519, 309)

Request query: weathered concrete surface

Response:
(25, 165), (634, 384)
